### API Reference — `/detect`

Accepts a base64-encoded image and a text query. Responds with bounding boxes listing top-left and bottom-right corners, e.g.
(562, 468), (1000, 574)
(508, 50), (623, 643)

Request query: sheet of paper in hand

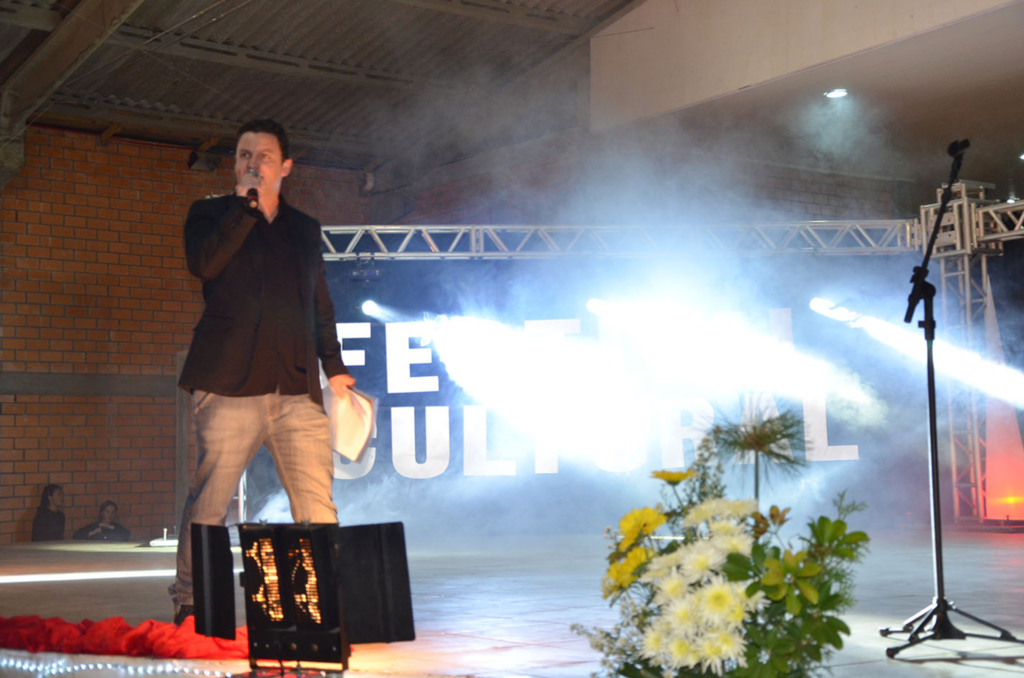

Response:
(320, 367), (376, 461)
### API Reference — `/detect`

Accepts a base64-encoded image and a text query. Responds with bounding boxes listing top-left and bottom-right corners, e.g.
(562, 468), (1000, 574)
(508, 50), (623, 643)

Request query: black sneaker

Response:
(173, 604), (195, 626)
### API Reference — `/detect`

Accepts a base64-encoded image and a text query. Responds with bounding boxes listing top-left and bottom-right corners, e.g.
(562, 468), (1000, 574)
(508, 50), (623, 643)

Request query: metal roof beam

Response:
(41, 93), (380, 163)
(0, 0), (144, 134)
(386, 0), (587, 35)
(107, 26), (466, 93)
(0, 0), (61, 31)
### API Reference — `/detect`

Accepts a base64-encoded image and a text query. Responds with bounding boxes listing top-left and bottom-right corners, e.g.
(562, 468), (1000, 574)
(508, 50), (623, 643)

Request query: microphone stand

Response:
(880, 140), (1024, 657)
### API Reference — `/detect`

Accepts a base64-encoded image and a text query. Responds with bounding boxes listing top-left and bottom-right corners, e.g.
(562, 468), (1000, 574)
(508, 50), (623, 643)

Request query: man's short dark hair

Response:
(237, 118), (291, 159)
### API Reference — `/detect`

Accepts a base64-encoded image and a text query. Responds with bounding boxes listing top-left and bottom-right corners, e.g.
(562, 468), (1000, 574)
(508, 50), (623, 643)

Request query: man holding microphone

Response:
(170, 119), (354, 624)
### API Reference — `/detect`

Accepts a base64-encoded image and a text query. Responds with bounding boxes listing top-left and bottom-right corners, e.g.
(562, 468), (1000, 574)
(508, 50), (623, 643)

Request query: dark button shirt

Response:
(32, 507), (65, 541)
(234, 210), (308, 396)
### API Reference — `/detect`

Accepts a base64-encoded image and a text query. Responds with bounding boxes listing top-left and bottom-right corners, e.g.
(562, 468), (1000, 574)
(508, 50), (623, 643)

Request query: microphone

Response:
(245, 168), (259, 209)
(947, 139), (970, 156)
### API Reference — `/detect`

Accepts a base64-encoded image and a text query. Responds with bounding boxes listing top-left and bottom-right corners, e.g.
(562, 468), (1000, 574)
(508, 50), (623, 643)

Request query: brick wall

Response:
(398, 132), (912, 226)
(0, 126), (367, 544)
(749, 163), (908, 220)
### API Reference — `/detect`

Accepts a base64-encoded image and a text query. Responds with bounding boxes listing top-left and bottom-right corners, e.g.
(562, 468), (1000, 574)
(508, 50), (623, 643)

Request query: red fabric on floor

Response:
(0, 615), (249, 659)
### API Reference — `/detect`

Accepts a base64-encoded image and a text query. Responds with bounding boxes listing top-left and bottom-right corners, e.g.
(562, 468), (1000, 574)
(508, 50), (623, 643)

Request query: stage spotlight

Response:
(824, 88), (848, 98)
(362, 299), (381, 316)
(585, 298), (608, 316)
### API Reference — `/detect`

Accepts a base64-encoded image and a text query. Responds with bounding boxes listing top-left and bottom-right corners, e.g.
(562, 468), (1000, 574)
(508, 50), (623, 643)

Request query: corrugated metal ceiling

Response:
(0, 0), (644, 176)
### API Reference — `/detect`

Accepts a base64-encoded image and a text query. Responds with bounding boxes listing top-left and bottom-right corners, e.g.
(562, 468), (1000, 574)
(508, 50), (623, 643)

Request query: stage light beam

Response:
(810, 297), (1024, 407)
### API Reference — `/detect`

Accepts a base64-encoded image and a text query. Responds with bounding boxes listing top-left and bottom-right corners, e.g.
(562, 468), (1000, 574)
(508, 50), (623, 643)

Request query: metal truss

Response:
(918, 182), (1024, 523)
(320, 219), (918, 261)
(320, 189), (1024, 524)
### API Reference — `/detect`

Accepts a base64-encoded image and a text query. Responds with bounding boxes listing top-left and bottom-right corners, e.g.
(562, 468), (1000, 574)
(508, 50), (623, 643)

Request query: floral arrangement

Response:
(575, 424), (869, 678)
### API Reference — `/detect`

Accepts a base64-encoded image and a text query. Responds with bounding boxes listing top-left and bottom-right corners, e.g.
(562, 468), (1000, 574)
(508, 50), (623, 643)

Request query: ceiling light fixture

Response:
(824, 88), (848, 99)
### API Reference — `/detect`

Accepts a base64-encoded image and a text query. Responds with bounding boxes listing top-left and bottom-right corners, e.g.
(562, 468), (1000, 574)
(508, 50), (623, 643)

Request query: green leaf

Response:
(786, 588), (802, 615)
(842, 530), (870, 545)
(796, 579), (820, 604)
(723, 551), (755, 580)
(775, 638), (796, 655)
(826, 615), (851, 636)
(797, 560), (822, 577)
(618, 662), (655, 678)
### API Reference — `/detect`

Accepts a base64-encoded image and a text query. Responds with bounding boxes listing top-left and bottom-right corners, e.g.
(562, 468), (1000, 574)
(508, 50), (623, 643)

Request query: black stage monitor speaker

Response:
(336, 521), (416, 644)
(191, 523), (236, 640)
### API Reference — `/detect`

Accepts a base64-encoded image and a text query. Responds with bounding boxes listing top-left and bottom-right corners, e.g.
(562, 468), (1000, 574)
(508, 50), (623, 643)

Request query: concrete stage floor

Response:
(1, 528), (1023, 677)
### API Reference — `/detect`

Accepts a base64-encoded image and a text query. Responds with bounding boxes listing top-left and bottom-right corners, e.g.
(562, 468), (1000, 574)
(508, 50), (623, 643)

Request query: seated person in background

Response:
(31, 484), (66, 541)
(73, 500), (132, 541)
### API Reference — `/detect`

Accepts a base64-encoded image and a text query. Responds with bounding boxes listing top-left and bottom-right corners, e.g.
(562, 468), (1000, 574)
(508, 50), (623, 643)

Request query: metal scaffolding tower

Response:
(928, 184), (1024, 522)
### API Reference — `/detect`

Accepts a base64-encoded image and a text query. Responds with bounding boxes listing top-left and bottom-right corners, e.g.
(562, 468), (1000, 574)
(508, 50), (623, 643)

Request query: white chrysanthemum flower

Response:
(679, 539), (727, 584)
(698, 629), (747, 676)
(685, 498), (758, 527)
(641, 549), (683, 583)
(743, 587), (768, 612)
(715, 530), (754, 555)
(729, 498), (759, 519)
(664, 594), (701, 635)
(641, 622), (668, 660)
(665, 635), (700, 671)
(699, 577), (747, 628)
(653, 570), (687, 604)
(708, 519), (744, 537)
(683, 500), (717, 526)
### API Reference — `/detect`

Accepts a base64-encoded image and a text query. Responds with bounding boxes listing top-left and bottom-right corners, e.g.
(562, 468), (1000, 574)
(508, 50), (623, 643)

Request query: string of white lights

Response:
(0, 652), (233, 677)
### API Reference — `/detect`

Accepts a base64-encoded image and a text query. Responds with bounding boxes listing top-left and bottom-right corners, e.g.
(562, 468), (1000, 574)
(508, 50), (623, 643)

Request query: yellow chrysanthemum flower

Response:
(602, 545), (652, 597)
(651, 469), (695, 486)
(617, 506), (666, 551)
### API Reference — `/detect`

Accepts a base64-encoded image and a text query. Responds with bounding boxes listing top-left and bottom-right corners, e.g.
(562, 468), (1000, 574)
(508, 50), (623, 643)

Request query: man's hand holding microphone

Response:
(238, 167), (260, 210)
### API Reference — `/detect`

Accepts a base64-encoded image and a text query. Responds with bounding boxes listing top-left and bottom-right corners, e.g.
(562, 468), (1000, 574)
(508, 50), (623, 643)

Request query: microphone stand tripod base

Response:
(879, 596), (1022, 658)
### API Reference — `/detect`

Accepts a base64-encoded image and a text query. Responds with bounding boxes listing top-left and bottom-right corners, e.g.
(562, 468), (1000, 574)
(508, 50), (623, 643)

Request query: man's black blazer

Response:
(177, 194), (347, 406)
